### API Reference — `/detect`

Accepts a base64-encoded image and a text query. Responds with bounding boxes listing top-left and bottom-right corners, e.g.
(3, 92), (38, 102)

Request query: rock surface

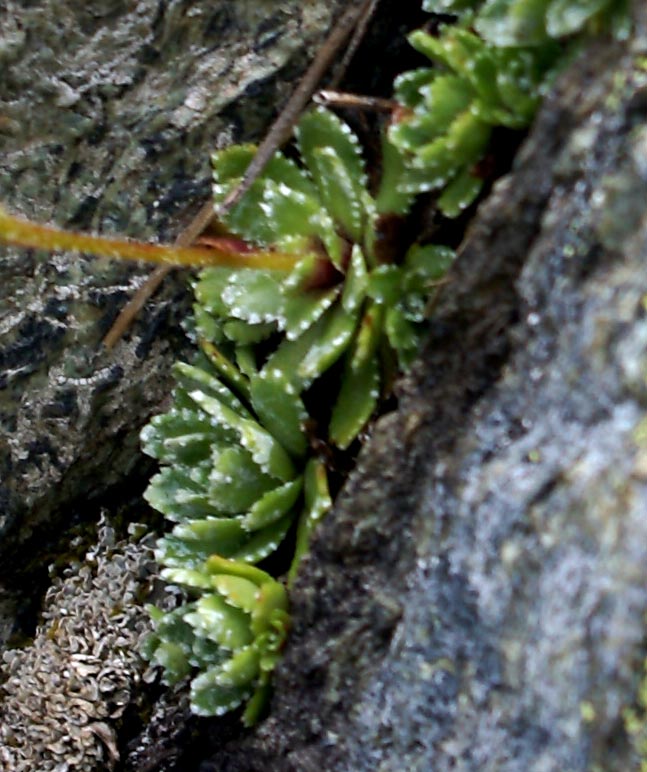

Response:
(199, 5), (647, 772)
(0, 0), (344, 637)
(0, 0), (647, 772)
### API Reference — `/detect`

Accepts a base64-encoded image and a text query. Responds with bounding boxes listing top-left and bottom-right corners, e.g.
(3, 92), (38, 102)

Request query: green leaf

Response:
(329, 351), (380, 450)
(145, 466), (224, 522)
(243, 477), (303, 531)
(404, 243), (455, 282)
(186, 388), (296, 481)
(295, 304), (358, 385)
(423, 72), (476, 134)
(235, 345), (258, 379)
(282, 286), (340, 341)
(494, 50), (544, 123)
(151, 641), (192, 684)
(289, 459), (333, 581)
(393, 67), (435, 109)
(157, 519), (251, 568)
(443, 110), (492, 166)
(208, 445), (276, 513)
(199, 339), (252, 402)
(375, 133), (417, 216)
(190, 634), (228, 669)
(551, 0), (600, 36)
(160, 567), (214, 590)
(213, 646), (261, 688)
(212, 575), (259, 614)
(367, 265), (403, 305)
(194, 267), (234, 318)
(296, 107), (367, 204)
(191, 665), (252, 717)
(249, 581), (290, 637)
(141, 408), (227, 466)
(259, 177), (338, 258)
(263, 303), (356, 390)
(185, 593), (253, 649)
(475, 0), (550, 45)
(175, 361), (250, 418)
(228, 513), (294, 564)
(219, 269), (284, 325)
(249, 371), (308, 458)
(222, 319), (276, 345)
(213, 146), (323, 250)
(423, 0), (480, 14)
(390, 73), (474, 154)
(341, 245), (368, 314)
(436, 166), (484, 216)
(205, 555), (274, 587)
(309, 146), (366, 242)
(242, 680), (273, 727)
(328, 303), (383, 449)
(385, 306), (423, 367)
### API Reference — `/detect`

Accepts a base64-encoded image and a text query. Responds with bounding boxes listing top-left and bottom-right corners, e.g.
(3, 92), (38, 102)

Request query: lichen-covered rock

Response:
(198, 3), (647, 771)
(0, 518), (156, 771)
(0, 0), (344, 640)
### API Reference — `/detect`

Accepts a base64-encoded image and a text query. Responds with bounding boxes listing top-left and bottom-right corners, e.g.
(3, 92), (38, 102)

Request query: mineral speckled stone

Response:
(0, 0), (344, 619)
(198, 4), (647, 772)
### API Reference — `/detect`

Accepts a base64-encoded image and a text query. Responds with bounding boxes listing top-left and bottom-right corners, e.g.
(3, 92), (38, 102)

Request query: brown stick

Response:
(102, 200), (215, 349)
(103, 0), (377, 349)
(219, 0), (377, 215)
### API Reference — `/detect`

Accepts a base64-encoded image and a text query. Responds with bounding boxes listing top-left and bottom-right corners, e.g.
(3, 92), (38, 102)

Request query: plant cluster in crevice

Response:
(0, 0), (630, 726)
(140, 0), (629, 723)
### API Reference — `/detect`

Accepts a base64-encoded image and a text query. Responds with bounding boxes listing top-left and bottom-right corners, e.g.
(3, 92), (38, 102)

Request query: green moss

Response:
(624, 657), (647, 770)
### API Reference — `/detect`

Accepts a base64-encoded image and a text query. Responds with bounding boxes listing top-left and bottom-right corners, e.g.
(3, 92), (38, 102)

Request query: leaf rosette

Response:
(141, 106), (454, 717)
(389, 24), (561, 216)
(144, 557), (290, 725)
(422, 0), (629, 43)
(199, 106), (450, 448)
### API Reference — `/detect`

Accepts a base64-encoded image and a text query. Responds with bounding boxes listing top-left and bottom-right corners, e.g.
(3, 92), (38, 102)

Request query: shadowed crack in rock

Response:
(199, 7), (647, 772)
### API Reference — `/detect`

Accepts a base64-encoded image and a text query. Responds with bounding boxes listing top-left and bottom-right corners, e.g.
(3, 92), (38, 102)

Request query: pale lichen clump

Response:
(0, 519), (157, 771)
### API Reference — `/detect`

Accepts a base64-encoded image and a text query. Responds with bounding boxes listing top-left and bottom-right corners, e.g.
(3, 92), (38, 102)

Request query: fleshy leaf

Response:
(184, 594), (253, 650)
(329, 351), (380, 450)
(227, 513), (294, 564)
(282, 286), (340, 342)
(249, 582), (290, 638)
(156, 519), (251, 568)
(309, 146), (366, 243)
(436, 166), (484, 216)
(263, 303), (357, 390)
(219, 269), (285, 326)
(160, 567), (215, 591)
(475, 0), (550, 45)
(175, 361), (250, 418)
(249, 372), (309, 459)
(204, 555), (274, 587)
(341, 245), (368, 314)
(296, 107), (367, 206)
(145, 466), (225, 522)
(243, 477), (303, 531)
(208, 445), (277, 513)
(191, 665), (252, 717)
(141, 407), (229, 466)
(289, 459), (333, 581)
(213, 646), (261, 688)
(150, 641), (192, 684)
(186, 388), (296, 481)
(212, 576), (260, 614)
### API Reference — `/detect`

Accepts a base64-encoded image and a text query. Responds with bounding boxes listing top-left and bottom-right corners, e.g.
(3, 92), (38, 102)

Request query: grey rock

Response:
(201, 5), (647, 772)
(0, 0), (343, 576)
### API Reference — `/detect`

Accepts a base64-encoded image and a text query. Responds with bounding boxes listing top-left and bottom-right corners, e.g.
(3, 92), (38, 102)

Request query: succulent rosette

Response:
(140, 105), (453, 718)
